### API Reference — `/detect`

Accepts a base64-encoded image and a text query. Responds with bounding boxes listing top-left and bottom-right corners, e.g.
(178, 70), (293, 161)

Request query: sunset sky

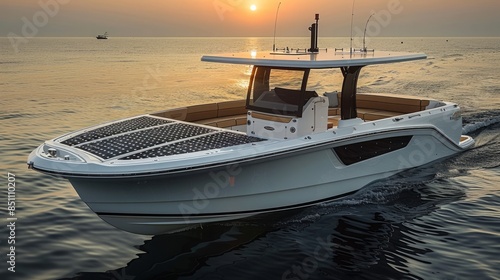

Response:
(2, 0), (500, 37)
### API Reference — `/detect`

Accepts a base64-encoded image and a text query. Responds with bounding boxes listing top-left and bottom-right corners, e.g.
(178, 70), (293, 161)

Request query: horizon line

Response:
(4, 35), (500, 39)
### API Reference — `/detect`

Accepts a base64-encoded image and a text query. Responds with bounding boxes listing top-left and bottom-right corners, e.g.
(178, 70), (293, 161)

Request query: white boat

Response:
(28, 15), (474, 235)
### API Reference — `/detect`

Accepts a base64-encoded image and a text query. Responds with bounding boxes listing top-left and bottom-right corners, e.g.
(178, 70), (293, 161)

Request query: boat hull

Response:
(68, 129), (472, 235)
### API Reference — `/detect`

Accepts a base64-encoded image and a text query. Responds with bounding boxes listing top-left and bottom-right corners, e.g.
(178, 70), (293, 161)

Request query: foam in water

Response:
(462, 110), (500, 135)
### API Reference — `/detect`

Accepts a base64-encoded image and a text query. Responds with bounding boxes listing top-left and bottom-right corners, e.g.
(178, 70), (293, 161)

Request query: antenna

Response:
(308, 14), (320, 53)
(350, 0), (355, 57)
(273, 2), (282, 52)
(363, 13), (375, 52)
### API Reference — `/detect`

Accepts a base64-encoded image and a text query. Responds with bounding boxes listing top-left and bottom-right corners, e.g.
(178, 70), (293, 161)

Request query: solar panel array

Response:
(120, 132), (264, 160)
(60, 116), (264, 160)
(62, 116), (172, 146)
(75, 123), (215, 159)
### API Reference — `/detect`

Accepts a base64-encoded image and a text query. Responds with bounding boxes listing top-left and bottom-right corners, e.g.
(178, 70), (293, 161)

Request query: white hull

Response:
(60, 118), (472, 235)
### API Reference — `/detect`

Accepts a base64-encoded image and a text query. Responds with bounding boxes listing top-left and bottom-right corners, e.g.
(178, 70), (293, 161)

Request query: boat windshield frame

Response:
(246, 66), (316, 117)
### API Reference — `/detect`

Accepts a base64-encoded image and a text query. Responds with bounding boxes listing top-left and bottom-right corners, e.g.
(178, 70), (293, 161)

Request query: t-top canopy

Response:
(201, 50), (427, 69)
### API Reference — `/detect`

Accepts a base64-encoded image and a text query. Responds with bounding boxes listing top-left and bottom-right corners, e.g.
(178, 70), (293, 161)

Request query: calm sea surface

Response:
(1, 37), (499, 280)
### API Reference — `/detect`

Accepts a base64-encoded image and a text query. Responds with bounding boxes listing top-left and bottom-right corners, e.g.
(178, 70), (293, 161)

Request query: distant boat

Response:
(96, 32), (108, 40)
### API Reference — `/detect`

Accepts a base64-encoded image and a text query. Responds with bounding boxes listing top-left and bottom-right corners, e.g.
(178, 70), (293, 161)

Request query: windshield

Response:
(246, 66), (317, 117)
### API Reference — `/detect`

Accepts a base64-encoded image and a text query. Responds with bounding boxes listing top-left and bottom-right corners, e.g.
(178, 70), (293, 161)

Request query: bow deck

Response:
(59, 116), (264, 161)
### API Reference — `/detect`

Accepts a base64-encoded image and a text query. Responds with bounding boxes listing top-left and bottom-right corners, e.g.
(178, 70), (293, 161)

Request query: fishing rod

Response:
(273, 2), (282, 52)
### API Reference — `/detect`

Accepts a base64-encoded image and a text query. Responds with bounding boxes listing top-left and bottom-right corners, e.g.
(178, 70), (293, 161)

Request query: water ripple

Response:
(1, 37), (499, 280)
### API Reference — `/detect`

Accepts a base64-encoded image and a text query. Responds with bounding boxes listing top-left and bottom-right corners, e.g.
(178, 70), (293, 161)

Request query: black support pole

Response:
(340, 66), (364, 120)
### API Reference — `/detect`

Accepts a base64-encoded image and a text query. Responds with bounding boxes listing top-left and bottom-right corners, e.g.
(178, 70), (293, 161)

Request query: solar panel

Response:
(75, 123), (215, 159)
(61, 116), (172, 146)
(121, 131), (264, 160)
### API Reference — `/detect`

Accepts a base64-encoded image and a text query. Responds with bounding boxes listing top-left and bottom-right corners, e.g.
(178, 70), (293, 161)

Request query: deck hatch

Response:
(334, 136), (413, 165)
(61, 116), (173, 146)
(120, 132), (265, 160)
(76, 123), (215, 160)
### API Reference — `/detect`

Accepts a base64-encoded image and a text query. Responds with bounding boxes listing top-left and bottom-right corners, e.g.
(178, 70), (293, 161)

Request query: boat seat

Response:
(185, 103), (218, 122)
(365, 93), (432, 111)
(196, 114), (247, 128)
(195, 100), (247, 128)
(356, 108), (380, 119)
(362, 110), (402, 121)
(153, 107), (188, 121)
(153, 99), (248, 124)
(217, 100), (247, 117)
(328, 107), (339, 116)
(324, 93), (436, 124)
(327, 116), (341, 128)
(337, 93), (433, 113)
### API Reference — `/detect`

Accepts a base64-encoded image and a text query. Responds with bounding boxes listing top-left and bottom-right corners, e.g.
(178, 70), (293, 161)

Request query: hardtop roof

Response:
(201, 50), (427, 69)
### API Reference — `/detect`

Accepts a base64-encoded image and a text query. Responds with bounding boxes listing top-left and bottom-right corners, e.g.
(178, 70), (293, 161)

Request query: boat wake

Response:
(462, 109), (500, 135)
(278, 178), (428, 228)
(278, 111), (500, 229)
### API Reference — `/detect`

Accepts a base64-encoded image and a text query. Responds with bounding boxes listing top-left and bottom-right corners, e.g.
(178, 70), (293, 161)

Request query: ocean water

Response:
(1, 37), (499, 280)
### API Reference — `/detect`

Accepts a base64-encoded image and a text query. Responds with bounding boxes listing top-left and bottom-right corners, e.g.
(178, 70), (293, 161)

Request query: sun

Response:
(250, 4), (257, 11)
